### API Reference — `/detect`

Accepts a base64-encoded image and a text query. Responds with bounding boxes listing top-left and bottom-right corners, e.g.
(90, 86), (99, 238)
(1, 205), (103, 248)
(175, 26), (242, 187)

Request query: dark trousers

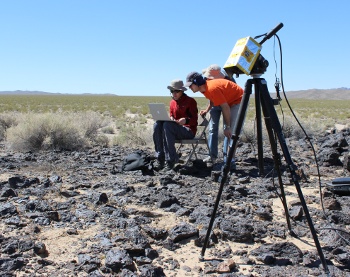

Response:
(153, 121), (194, 163)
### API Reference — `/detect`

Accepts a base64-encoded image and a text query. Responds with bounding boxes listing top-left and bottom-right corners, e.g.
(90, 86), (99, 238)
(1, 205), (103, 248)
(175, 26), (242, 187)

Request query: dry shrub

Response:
(101, 126), (115, 134)
(281, 116), (321, 139)
(240, 121), (257, 144)
(45, 118), (87, 150)
(77, 111), (109, 139)
(113, 121), (153, 147)
(240, 116), (322, 142)
(0, 113), (19, 141)
(281, 116), (298, 138)
(93, 134), (110, 147)
(6, 114), (49, 150)
(6, 112), (107, 151)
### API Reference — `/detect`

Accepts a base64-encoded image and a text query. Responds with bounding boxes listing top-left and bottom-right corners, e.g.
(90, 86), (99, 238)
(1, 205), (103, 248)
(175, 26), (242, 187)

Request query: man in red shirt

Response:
(153, 79), (198, 170)
(185, 71), (243, 170)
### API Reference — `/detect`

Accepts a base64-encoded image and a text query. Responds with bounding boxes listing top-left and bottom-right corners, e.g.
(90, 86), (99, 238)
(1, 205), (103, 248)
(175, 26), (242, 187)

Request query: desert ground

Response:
(1, 119), (350, 277)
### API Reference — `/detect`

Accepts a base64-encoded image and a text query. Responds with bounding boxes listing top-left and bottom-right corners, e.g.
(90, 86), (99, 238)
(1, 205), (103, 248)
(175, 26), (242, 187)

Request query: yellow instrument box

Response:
(223, 36), (262, 75)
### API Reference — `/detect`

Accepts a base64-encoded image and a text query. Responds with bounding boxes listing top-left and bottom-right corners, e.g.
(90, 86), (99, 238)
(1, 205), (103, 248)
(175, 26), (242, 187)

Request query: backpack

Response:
(122, 150), (153, 174)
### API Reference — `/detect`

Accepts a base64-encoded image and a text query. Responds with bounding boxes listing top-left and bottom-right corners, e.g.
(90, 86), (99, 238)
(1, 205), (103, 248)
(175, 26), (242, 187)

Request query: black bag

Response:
(122, 150), (153, 173)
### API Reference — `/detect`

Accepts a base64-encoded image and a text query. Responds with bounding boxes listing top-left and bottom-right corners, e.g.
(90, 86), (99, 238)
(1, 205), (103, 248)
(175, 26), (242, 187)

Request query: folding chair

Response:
(176, 115), (213, 166)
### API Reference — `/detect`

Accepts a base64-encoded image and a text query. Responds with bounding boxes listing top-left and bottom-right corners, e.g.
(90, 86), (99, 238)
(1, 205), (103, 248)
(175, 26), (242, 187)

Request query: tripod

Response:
(200, 76), (330, 274)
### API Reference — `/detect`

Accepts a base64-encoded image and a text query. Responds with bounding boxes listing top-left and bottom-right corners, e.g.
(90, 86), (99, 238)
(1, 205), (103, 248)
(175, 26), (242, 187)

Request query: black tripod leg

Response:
(265, 134), (293, 233)
(200, 79), (254, 259)
(254, 79), (292, 232)
(254, 81), (264, 176)
(257, 78), (329, 274)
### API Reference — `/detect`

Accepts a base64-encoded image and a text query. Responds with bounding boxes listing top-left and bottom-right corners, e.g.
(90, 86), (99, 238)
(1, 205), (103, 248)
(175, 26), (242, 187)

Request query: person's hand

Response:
(199, 110), (207, 116)
(224, 128), (231, 139)
(177, 118), (186, 125)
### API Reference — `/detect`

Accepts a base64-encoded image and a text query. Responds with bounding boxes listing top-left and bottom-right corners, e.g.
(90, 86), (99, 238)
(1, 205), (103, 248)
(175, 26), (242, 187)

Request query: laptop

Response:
(326, 177), (350, 194)
(148, 103), (173, 121)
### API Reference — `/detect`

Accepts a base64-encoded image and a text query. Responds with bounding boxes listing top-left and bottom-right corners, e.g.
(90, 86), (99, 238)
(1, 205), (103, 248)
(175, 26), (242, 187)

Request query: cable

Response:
(273, 33), (350, 247)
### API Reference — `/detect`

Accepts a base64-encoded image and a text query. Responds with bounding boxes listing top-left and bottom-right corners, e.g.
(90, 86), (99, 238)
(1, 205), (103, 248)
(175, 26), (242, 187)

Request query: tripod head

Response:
(223, 23), (284, 78)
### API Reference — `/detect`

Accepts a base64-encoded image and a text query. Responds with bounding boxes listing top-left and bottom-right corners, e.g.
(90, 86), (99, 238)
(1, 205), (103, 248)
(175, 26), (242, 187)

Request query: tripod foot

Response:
(289, 230), (297, 238)
(198, 254), (204, 261)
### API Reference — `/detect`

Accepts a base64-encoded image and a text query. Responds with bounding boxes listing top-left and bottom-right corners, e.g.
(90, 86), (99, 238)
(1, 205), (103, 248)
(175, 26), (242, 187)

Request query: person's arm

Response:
(187, 99), (198, 126)
(199, 101), (214, 116)
(220, 102), (232, 138)
(169, 100), (176, 121)
(177, 98), (198, 126)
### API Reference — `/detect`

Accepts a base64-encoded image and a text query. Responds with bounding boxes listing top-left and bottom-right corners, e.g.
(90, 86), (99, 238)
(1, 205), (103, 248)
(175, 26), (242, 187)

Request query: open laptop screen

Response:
(148, 103), (173, 121)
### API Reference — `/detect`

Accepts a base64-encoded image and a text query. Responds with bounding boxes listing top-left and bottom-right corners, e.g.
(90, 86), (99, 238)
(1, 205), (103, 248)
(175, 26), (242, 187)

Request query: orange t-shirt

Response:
(202, 79), (243, 106)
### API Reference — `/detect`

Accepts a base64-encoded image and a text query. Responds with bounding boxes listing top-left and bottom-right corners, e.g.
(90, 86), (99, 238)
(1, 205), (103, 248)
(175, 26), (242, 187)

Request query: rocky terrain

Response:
(1, 126), (350, 277)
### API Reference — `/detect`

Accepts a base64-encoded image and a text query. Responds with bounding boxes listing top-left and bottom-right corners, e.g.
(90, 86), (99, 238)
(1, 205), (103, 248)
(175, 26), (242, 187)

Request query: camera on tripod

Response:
(223, 23), (284, 79)
(223, 36), (269, 78)
(223, 23), (284, 105)
(201, 23), (330, 275)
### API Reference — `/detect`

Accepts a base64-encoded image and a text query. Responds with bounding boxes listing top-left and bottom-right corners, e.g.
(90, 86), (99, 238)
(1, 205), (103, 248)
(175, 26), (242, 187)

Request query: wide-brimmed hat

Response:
(203, 64), (225, 79)
(167, 79), (187, 91)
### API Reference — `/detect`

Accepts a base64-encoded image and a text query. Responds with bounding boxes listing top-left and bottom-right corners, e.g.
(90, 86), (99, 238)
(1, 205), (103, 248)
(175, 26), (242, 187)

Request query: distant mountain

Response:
(0, 90), (117, 96)
(282, 88), (350, 100)
(0, 90), (60, 95)
(0, 89), (349, 99)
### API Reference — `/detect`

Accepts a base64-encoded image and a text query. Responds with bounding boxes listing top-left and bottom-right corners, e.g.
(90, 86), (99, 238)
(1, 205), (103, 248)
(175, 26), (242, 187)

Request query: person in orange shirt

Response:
(201, 64), (236, 164)
(185, 71), (244, 170)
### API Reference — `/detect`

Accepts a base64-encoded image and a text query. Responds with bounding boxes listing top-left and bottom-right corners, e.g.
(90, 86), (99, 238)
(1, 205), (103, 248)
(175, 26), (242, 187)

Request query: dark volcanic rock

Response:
(0, 203), (17, 217)
(0, 141), (349, 276)
(105, 248), (135, 273)
(219, 217), (254, 243)
(249, 242), (303, 265)
(156, 192), (179, 208)
(168, 222), (198, 243)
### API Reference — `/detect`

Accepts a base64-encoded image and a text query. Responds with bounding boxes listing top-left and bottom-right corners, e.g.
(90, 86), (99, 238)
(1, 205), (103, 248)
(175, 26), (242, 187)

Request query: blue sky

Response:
(1, 0), (349, 97)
